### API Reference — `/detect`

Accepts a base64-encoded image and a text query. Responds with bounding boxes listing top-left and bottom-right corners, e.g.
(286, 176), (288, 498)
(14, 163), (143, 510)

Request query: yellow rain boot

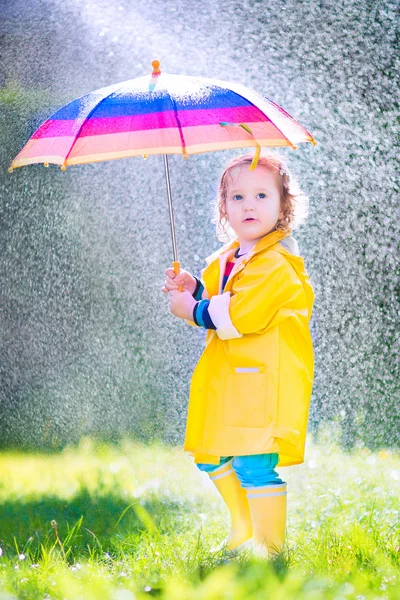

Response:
(242, 482), (287, 559)
(208, 459), (253, 552)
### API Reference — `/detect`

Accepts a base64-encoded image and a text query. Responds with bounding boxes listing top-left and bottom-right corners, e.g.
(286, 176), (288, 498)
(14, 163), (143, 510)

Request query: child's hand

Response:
(161, 268), (197, 295)
(168, 290), (197, 321)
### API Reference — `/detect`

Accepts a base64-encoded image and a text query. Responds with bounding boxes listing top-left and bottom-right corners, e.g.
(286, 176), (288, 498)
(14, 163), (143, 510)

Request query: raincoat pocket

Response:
(223, 367), (268, 428)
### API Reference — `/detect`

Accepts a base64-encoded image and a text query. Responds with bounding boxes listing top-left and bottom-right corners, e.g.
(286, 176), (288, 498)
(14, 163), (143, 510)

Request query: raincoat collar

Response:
(204, 228), (289, 265)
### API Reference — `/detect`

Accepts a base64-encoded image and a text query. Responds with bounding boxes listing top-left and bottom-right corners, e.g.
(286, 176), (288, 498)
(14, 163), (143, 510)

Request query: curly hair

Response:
(211, 152), (310, 242)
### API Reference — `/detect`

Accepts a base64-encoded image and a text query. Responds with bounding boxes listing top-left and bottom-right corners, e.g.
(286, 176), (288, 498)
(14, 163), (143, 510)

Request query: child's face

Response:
(225, 164), (284, 246)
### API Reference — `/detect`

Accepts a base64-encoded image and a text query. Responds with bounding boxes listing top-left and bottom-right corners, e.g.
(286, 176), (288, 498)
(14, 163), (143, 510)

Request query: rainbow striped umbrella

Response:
(10, 60), (317, 276)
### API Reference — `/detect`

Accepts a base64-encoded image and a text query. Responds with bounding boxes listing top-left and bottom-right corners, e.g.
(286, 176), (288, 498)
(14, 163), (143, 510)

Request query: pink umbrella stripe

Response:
(31, 106), (270, 139)
(12, 121), (296, 167)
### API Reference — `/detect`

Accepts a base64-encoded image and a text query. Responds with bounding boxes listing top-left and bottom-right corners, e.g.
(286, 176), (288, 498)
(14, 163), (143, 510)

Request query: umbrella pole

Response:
(163, 154), (182, 286)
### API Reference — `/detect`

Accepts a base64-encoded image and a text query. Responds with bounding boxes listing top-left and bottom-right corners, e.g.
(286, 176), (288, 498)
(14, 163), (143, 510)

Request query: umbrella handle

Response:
(173, 261), (183, 292)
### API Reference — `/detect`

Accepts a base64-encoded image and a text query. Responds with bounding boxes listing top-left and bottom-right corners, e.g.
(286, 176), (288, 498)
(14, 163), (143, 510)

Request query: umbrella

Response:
(9, 60), (317, 280)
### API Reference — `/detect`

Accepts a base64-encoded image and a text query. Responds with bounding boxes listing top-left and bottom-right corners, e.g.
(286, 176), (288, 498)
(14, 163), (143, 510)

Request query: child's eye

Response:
(233, 194), (242, 201)
(257, 193), (267, 199)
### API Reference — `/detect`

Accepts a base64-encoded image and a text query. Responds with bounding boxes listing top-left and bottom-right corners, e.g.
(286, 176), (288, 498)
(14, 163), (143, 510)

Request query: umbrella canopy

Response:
(9, 61), (317, 281)
(10, 60), (316, 171)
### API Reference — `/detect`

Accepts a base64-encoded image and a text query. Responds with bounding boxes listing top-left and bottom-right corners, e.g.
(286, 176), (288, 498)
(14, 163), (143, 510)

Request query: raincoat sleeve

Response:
(207, 252), (307, 339)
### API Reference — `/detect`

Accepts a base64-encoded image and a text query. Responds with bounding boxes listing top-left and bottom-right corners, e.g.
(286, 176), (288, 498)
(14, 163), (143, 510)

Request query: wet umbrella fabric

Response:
(10, 62), (316, 273)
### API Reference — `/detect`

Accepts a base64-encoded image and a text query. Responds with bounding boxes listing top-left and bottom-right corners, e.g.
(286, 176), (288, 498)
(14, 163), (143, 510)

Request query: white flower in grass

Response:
(18, 554), (26, 561)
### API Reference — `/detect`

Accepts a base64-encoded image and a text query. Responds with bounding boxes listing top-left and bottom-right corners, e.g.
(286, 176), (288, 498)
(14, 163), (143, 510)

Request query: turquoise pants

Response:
(195, 453), (286, 488)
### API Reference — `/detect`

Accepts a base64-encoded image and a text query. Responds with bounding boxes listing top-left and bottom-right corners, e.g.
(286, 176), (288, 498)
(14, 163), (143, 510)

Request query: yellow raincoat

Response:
(183, 228), (315, 468)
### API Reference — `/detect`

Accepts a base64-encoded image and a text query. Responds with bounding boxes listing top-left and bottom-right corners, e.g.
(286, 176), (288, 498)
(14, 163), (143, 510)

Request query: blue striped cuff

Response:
(193, 299), (216, 330)
(192, 276), (205, 301)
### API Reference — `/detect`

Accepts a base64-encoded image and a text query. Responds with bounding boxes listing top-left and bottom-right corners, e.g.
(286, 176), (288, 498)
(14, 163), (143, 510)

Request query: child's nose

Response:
(243, 198), (256, 208)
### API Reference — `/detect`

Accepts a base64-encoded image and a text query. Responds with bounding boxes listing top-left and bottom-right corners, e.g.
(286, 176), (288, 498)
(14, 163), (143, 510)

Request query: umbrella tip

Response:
(8, 166), (14, 173)
(151, 60), (161, 75)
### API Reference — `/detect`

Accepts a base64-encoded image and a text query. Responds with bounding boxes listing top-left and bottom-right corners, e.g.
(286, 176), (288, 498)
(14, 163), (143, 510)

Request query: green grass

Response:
(0, 429), (399, 599)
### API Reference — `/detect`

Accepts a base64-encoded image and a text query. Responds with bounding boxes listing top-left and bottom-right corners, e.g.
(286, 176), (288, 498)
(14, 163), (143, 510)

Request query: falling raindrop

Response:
(0, 0), (397, 455)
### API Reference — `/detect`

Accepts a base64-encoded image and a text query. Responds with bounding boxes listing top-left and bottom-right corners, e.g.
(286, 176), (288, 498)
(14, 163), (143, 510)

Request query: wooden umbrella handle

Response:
(172, 260), (183, 292)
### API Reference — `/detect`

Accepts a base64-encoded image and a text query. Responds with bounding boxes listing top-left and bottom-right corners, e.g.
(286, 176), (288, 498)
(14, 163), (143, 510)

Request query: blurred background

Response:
(0, 0), (398, 452)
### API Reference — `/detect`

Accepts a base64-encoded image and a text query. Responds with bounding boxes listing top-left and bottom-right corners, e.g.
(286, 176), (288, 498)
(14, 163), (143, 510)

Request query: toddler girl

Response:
(162, 153), (314, 559)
